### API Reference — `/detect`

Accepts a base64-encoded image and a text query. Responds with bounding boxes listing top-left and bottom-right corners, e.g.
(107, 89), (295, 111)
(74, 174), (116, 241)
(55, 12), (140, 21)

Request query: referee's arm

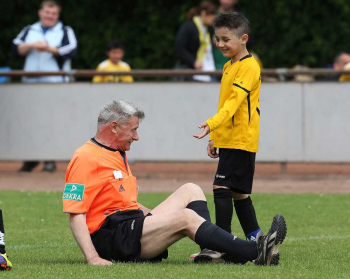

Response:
(69, 213), (112, 265)
(138, 203), (151, 216)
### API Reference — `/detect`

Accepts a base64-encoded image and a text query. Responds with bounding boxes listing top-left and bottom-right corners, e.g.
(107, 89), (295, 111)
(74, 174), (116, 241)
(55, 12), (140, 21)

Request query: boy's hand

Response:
(193, 122), (210, 139)
(207, 140), (219, 158)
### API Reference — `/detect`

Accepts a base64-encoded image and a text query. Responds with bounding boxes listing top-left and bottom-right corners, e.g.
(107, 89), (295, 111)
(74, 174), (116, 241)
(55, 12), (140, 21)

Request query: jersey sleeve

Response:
(62, 155), (104, 214)
(206, 64), (259, 132)
(12, 26), (31, 56)
(57, 26), (77, 60)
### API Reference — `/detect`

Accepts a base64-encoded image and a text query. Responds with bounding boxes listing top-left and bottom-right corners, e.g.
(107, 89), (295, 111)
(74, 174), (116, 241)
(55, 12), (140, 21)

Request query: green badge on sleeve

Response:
(63, 183), (85, 202)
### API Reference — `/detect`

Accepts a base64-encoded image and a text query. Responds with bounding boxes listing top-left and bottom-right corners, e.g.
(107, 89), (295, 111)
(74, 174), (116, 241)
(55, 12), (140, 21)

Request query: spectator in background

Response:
(12, 0), (77, 83)
(12, 0), (77, 172)
(93, 40), (133, 83)
(293, 65), (315, 82)
(333, 52), (350, 82)
(214, 0), (263, 71)
(213, 0), (237, 70)
(174, 1), (217, 82)
(333, 52), (350, 70)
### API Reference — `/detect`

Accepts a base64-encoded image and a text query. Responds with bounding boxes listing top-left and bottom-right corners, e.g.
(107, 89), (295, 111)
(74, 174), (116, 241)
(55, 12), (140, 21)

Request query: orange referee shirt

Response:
(62, 139), (140, 234)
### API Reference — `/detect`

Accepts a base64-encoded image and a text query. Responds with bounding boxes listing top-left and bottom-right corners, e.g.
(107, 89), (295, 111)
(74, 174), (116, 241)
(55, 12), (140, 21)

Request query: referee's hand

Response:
(88, 256), (113, 266)
(207, 140), (219, 159)
(193, 122), (210, 139)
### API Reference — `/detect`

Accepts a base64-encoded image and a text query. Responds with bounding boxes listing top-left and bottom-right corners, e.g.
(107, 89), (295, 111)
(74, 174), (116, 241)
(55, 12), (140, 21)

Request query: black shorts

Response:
(90, 210), (168, 263)
(213, 148), (256, 194)
(90, 210), (145, 262)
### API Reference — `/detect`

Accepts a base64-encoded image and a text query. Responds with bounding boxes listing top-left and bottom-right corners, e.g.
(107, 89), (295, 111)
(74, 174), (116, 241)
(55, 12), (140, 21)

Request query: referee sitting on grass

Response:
(63, 99), (287, 265)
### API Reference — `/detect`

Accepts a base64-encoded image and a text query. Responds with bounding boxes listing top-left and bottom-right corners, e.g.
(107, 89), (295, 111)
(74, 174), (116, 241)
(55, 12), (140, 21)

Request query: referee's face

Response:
(113, 116), (140, 152)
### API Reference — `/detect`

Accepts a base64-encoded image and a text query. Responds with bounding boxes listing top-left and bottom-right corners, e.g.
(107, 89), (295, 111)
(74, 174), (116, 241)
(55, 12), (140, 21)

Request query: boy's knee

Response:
(231, 192), (249, 200)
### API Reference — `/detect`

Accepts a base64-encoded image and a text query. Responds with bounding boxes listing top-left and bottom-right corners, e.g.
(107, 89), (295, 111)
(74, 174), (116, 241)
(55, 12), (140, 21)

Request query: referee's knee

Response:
(181, 183), (206, 200)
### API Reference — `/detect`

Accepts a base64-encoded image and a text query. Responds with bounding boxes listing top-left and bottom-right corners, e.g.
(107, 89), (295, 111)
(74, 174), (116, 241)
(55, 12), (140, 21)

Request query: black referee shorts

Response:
(213, 148), (256, 194)
(90, 210), (168, 263)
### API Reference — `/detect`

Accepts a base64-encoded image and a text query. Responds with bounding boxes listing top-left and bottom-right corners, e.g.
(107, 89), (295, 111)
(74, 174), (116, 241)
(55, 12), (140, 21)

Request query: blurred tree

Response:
(1, 0), (349, 70)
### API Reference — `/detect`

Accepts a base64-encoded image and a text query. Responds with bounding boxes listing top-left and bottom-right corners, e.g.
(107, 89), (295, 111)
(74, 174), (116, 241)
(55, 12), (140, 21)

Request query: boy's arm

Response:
(206, 65), (257, 132)
(209, 132), (214, 141)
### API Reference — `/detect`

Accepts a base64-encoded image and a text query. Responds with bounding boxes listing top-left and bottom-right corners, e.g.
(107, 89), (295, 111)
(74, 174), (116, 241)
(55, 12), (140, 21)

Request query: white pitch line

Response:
(286, 235), (350, 242)
(8, 242), (77, 249)
(7, 235), (350, 250)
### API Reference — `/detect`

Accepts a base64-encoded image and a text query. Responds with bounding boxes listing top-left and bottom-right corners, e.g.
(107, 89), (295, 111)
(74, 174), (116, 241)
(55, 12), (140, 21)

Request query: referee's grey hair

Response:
(97, 99), (145, 127)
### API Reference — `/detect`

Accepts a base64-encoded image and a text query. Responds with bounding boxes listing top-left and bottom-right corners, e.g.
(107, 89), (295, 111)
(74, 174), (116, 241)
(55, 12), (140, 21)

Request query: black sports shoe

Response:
(43, 161), (56, 172)
(268, 214), (287, 244)
(18, 161), (40, 172)
(255, 214), (287, 266)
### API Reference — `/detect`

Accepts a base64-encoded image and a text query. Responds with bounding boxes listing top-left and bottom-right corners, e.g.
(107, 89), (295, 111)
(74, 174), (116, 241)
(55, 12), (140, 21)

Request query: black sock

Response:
(234, 197), (260, 239)
(186, 200), (211, 222)
(0, 210), (5, 254)
(195, 221), (257, 261)
(213, 188), (233, 233)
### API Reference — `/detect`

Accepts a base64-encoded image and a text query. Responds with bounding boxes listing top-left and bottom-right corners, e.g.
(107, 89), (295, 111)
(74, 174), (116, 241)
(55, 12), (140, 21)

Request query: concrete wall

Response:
(0, 82), (349, 162)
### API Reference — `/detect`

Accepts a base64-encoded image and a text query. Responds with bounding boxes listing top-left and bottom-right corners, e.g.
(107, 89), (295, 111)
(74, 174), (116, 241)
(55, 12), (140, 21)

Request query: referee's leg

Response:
(140, 206), (258, 262)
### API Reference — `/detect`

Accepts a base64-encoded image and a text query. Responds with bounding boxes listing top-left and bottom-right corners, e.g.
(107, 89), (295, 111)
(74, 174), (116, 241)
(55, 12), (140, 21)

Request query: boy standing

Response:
(194, 12), (262, 263)
(93, 39), (133, 83)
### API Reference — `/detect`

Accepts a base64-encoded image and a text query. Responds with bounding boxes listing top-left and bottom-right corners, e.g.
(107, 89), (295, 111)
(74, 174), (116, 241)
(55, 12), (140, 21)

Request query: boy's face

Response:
(107, 48), (124, 65)
(214, 27), (248, 58)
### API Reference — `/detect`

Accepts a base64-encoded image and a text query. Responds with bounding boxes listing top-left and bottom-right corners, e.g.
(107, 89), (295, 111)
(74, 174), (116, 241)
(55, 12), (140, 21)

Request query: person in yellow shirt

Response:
(93, 39), (133, 83)
(193, 12), (266, 263)
(339, 62), (350, 81)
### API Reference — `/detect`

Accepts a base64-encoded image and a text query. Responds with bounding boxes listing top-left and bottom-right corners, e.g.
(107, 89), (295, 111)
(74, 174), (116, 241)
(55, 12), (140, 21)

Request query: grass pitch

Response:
(0, 191), (349, 278)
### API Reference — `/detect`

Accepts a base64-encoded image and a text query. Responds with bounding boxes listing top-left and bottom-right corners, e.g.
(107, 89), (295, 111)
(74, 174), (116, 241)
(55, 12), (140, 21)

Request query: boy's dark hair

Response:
(106, 39), (124, 52)
(213, 12), (250, 37)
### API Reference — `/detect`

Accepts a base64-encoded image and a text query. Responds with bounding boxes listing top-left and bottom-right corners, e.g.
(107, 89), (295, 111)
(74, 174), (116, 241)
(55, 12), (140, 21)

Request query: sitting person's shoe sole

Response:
(194, 249), (248, 264)
(194, 249), (225, 263)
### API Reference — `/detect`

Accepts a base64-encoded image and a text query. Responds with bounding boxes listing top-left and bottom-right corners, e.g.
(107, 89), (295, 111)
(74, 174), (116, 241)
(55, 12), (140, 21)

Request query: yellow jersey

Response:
(206, 53), (261, 153)
(339, 63), (350, 82)
(92, 59), (133, 83)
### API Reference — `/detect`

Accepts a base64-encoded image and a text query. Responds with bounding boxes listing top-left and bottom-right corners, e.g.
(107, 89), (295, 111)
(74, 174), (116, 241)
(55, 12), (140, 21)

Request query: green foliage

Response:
(1, 0), (350, 70)
(240, 0), (350, 67)
(0, 191), (349, 278)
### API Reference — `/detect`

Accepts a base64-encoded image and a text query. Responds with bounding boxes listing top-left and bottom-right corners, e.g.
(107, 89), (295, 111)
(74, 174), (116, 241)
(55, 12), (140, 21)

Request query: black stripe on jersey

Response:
(256, 107), (260, 116)
(239, 53), (252, 61)
(247, 93), (251, 123)
(233, 83), (250, 94)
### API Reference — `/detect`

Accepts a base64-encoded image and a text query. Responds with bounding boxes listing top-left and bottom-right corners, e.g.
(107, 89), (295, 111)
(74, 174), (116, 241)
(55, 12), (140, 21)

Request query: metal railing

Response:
(1, 68), (350, 80)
